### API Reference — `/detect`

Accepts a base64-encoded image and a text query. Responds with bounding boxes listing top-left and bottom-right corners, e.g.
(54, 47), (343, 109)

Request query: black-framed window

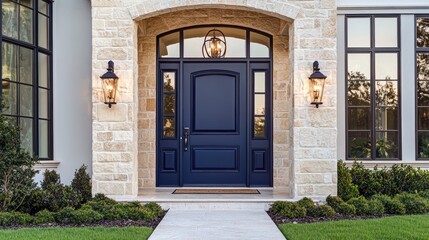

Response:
(1, 0), (53, 159)
(416, 16), (429, 159)
(345, 15), (401, 160)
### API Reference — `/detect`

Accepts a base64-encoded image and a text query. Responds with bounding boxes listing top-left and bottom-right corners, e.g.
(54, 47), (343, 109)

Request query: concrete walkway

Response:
(148, 209), (286, 240)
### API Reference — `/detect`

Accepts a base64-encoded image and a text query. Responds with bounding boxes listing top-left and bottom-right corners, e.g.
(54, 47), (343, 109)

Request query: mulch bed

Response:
(0, 210), (167, 230)
(267, 209), (386, 225)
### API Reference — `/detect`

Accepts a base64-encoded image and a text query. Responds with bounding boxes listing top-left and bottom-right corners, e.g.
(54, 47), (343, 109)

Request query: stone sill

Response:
(34, 160), (60, 170)
(344, 161), (429, 169)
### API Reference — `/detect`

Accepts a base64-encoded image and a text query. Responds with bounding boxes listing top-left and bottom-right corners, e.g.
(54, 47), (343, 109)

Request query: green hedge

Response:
(338, 161), (429, 199)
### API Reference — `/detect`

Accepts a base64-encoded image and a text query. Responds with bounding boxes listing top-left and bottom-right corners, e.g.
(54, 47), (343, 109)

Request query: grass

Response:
(279, 215), (429, 240)
(0, 226), (153, 240)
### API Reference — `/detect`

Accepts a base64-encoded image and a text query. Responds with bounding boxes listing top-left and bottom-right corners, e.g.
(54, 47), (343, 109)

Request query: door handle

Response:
(184, 127), (190, 151)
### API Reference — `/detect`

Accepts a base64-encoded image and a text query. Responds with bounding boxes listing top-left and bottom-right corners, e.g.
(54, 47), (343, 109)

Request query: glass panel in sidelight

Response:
(254, 117), (265, 138)
(163, 117), (175, 137)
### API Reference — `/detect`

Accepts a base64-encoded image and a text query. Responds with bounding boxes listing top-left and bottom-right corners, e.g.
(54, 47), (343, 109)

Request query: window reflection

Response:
(348, 54), (371, 79)
(417, 18), (429, 48)
(375, 18), (398, 48)
(375, 53), (398, 80)
(162, 72), (176, 138)
(159, 32), (180, 58)
(347, 18), (370, 48)
(348, 131), (371, 159)
(250, 32), (270, 58)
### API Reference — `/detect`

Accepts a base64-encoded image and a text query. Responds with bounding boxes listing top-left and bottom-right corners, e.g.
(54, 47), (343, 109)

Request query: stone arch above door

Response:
(91, 0), (338, 199)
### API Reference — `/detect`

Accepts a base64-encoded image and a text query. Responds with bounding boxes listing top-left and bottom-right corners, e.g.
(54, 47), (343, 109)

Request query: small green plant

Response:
(34, 210), (56, 224)
(326, 195), (344, 212)
(337, 202), (356, 216)
(337, 161), (359, 201)
(0, 212), (33, 226)
(144, 202), (164, 217)
(347, 196), (369, 216)
(297, 197), (317, 217)
(394, 193), (429, 214)
(41, 170), (60, 190)
(366, 199), (384, 216)
(313, 205), (336, 218)
(71, 165), (92, 204)
(371, 194), (405, 215)
(271, 201), (306, 219)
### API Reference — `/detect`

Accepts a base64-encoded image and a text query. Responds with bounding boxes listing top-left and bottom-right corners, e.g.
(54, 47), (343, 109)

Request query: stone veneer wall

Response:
(91, 0), (337, 199)
(137, 9), (292, 192)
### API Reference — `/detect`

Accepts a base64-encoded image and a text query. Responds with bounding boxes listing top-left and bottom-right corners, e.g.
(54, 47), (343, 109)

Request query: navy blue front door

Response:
(182, 63), (247, 186)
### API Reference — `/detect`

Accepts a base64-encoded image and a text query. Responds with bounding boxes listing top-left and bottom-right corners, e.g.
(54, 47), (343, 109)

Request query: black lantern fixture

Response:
(202, 28), (227, 58)
(100, 60), (119, 108)
(309, 61), (327, 108)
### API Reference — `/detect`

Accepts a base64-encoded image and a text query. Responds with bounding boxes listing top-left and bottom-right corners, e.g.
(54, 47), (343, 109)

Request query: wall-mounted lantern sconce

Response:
(202, 28), (227, 58)
(309, 61), (327, 108)
(100, 60), (119, 108)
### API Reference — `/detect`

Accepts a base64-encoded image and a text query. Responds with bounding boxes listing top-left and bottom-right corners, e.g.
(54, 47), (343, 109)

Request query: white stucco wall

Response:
(35, 0), (93, 184)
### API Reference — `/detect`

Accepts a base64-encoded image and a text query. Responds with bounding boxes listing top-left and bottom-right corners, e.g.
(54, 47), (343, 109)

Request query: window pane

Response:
(348, 54), (371, 80)
(20, 5), (33, 43)
(163, 72), (175, 92)
(418, 132), (429, 158)
(159, 32), (180, 58)
(39, 88), (48, 118)
(38, 14), (49, 49)
(375, 18), (398, 48)
(375, 132), (398, 158)
(254, 117), (265, 138)
(375, 81), (398, 106)
(250, 32), (270, 58)
(347, 81), (371, 106)
(1, 82), (17, 115)
(348, 131), (371, 159)
(184, 27), (246, 58)
(254, 94), (265, 115)
(376, 107), (398, 130)
(375, 53), (398, 80)
(163, 117), (175, 137)
(2, 1), (18, 39)
(417, 18), (429, 48)
(20, 118), (33, 154)
(20, 47), (33, 84)
(38, 53), (49, 87)
(254, 72), (265, 92)
(348, 107), (371, 130)
(417, 53), (429, 81)
(2, 42), (17, 82)
(38, 0), (48, 15)
(347, 18), (370, 48)
(418, 108), (429, 130)
(19, 0), (32, 7)
(417, 81), (429, 106)
(39, 120), (49, 158)
(163, 94), (175, 115)
(20, 85), (33, 117)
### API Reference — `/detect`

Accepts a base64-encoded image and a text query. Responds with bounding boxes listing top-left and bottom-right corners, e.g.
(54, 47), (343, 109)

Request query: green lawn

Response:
(0, 226), (153, 240)
(279, 215), (429, 240)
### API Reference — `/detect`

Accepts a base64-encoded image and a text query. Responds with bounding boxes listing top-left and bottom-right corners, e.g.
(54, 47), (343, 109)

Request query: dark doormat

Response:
(172, 189), (260, 194)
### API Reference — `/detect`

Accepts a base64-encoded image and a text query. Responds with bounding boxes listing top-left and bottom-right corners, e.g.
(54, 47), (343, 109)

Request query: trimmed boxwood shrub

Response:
(271, 201), (306, 218)
(371, 194), (406, 215)
(366, 199), (384, 216)
(347, 196), (369, 216)
(0, 212), (33, 226)
(71, 165), (92, 204)
(395, 193), (429, 214)
(144, 202), (164, 217)
(297, 197), (317, 217)
(34, 210), (56, 224)
(326, 195), (344, 212)
(313, 205), (336, 218)
(419, 190), (429, 200)
(338, 161), (359, 201)
(337, 202), (356, 216)
(70, 208), (103, 224)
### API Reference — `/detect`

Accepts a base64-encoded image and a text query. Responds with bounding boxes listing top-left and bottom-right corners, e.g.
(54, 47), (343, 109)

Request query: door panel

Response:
(183, 63), (247, 186)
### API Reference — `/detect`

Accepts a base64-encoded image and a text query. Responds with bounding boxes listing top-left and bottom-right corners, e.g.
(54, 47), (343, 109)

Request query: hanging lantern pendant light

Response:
(202, 28), (227, 58)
